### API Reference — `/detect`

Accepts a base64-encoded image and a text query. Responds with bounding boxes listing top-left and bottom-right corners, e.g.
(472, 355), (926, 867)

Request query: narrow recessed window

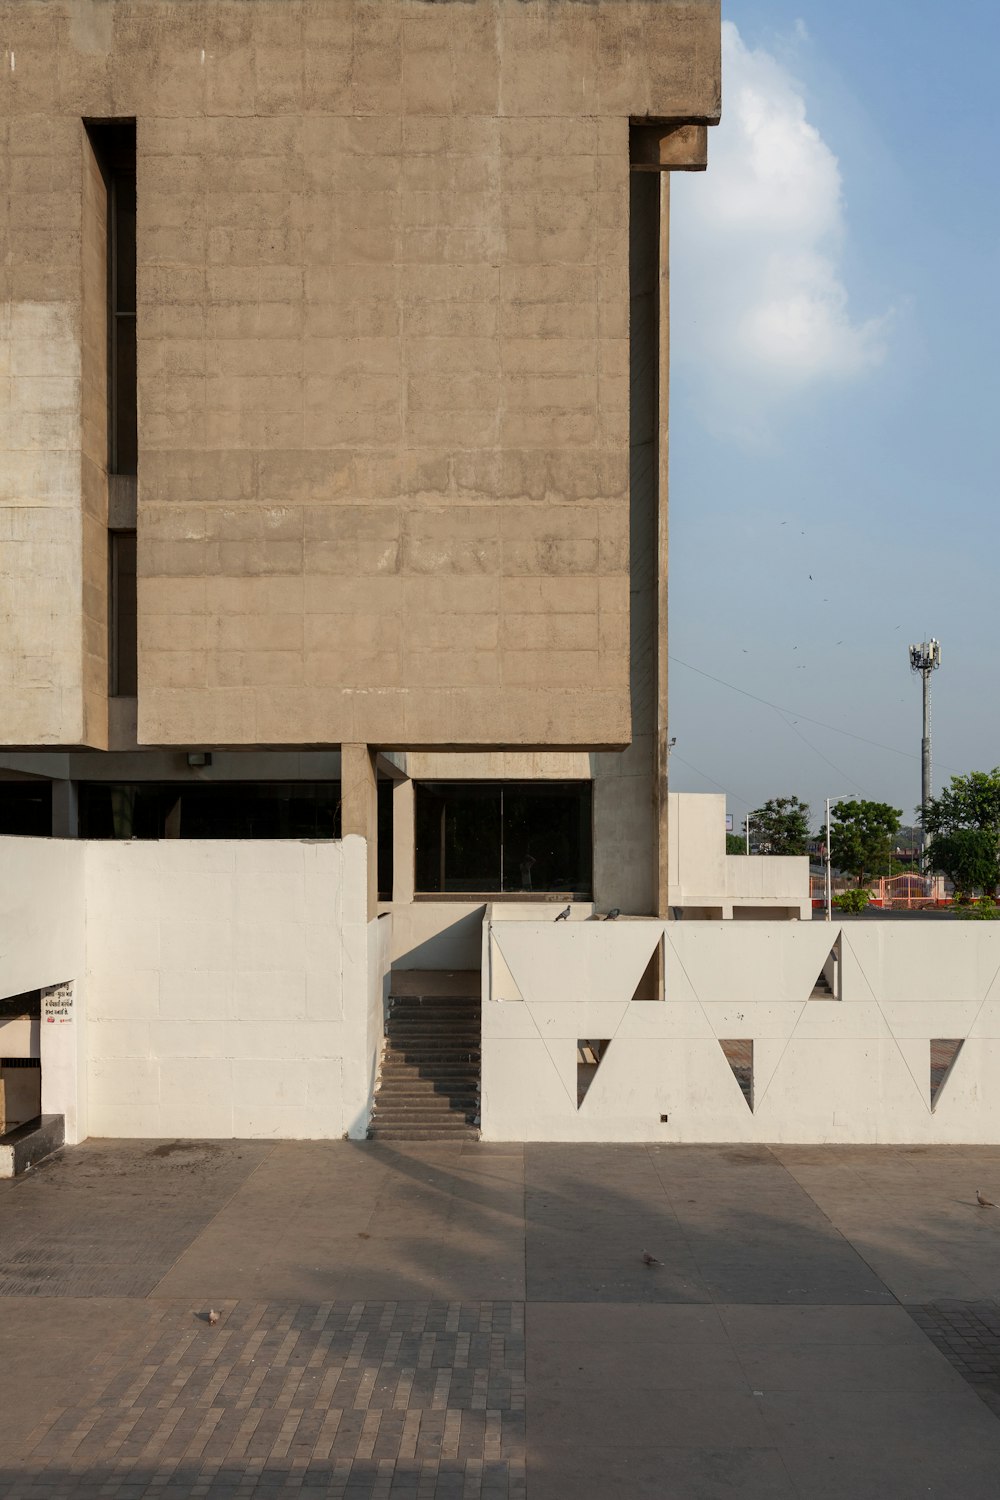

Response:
(86, 121), (137, 474)
(110, 530), (137, 697)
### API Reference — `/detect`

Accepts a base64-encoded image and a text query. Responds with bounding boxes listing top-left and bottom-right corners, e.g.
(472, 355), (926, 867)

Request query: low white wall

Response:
(0, 833), (386, 1143)
(667, 793), (810, 918)
(86, 835), (380, 1139)
(0, 837), (87, 1141)
(483, 918), (1000, 1144)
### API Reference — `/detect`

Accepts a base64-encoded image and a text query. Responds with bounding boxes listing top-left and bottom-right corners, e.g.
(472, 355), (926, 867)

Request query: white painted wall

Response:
(0, 833), (386, 1143)
(668, 793), (810, 917)
(483, 917), (1000, 1144)
(0, 837), (88, 1140)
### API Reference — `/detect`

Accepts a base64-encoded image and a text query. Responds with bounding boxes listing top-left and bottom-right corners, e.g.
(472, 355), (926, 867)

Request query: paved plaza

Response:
(4, 1142), (1000, 1497)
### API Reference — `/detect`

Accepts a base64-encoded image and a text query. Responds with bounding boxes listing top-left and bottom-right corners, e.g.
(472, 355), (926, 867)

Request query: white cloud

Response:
(671, 22), (888, 414)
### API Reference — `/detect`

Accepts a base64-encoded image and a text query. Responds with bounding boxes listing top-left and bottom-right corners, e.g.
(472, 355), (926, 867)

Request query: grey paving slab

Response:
(155, 1142), (525, 1305)
(0, 1140), (273, 1296)
(758, 1388), (1000, 1500)
(523, 1445), (797, 1500)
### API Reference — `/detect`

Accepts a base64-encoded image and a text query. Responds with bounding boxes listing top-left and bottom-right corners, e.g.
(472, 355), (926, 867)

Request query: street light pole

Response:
(825, 797), (833, 922)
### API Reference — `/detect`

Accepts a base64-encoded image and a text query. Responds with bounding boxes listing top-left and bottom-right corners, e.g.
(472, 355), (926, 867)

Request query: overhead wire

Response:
(669, 654), (958, 774)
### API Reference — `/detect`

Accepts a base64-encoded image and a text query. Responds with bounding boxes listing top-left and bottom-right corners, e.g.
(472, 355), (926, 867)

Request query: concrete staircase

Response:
(369, 976), (480, 1142)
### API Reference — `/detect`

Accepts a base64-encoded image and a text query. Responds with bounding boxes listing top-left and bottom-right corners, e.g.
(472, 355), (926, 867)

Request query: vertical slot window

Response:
(110, 530), (137, 697)
(86, 121), (137, 474)
(107, 129), (137, 473)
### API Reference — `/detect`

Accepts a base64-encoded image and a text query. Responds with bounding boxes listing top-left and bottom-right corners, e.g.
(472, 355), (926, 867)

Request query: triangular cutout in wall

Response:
(719, 1039), (754, 1111)
(577, 1039), (612, 1107)
(930, 1039), (964, 1110)
(809, 936), (841, 1000)
(630, 937), (663, 1001)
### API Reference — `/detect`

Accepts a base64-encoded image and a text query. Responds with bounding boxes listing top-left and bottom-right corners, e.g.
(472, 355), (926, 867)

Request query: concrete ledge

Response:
(0, 1113), (65, 1178)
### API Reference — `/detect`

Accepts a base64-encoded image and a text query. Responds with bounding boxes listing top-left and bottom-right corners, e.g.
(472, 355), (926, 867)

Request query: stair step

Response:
(379, 1062), (479, 1074)
(386, 1032), (481, 1043)
(370, 1125), (479, 1141)
(379, 1092), (479, 1104)
(384, 1049), (481, 1061)
(374, 1107), (477, 1123)
(388, 994), (480, 1004)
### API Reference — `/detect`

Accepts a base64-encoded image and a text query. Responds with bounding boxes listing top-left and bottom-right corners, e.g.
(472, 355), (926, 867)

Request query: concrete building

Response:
(0, 0), (731, 1145)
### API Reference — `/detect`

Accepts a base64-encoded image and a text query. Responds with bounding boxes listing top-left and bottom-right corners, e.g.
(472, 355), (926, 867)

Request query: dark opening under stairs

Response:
(369, 980), (481, 1142)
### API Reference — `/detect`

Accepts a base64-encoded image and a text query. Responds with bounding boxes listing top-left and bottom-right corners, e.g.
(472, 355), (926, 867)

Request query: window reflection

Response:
(414, 781), (592, 897)
(78, 782), (342, 840)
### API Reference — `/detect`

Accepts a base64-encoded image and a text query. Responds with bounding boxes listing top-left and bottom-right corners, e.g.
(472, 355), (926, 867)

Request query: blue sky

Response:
(668, 1), (1000, 832)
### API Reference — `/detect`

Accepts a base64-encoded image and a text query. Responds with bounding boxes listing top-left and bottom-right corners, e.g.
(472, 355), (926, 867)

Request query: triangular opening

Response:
(577, 1039), (612, 1107)
(630, 938), (663, 1001)
(930, 1039), (964, 1110)
(719, 1039), (754, 1111)
(810, 936), (841, 1000)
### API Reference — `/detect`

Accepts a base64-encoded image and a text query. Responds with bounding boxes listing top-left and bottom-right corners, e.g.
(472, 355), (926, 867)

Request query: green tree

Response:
(923, 770), (1000, 898)
(826, 800), (901, 886)
(725, 833), (745, 855)
(745, 796), (811, 855)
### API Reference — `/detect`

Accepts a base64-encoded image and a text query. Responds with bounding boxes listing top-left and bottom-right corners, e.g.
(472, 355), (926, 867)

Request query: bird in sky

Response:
(555, 905), (571, 922)
(604, 908), (621, 922)
(977, 1189), (996, 1207)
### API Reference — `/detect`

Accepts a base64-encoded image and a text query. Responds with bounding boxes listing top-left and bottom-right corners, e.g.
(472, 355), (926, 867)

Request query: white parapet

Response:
(0, 833), (389, 1142)
(667, 793), (810, 918)
(482, 914), (1000, 1143)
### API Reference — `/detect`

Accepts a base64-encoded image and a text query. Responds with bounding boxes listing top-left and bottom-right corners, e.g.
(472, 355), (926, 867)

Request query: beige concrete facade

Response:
(0, 0), (719, 754)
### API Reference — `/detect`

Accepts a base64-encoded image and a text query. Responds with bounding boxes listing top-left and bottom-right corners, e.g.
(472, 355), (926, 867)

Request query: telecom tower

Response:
(909, 639), (941, 836)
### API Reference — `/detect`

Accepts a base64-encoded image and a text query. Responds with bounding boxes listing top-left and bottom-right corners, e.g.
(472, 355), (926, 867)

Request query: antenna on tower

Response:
(908, 638), (941, 852)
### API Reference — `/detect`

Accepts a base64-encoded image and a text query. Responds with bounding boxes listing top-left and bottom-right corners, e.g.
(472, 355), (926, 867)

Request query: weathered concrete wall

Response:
(0, 0), (720, 750)
(483, 917), (1000, 1143)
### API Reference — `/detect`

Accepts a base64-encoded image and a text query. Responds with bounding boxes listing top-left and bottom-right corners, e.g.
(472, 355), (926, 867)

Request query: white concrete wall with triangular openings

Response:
(482, 916), (1000, 1143)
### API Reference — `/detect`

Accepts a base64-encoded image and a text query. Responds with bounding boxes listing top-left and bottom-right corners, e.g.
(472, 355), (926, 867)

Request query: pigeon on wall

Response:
(555, 906), (571, 921)
(604, 908), (621, 921)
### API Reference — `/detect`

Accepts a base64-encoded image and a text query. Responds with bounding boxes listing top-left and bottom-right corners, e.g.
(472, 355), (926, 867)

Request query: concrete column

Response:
(392, 778), (415, 905)
(655, 172), (671, 918)
(341, 743), (378, 919)
(591, 168), (661, 916)
(51, 779), (79, 838)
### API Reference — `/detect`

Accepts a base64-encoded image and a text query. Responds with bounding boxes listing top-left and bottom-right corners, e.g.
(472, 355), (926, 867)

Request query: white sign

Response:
(42, 981), (73, 1025)
(725, 814), (734, 833)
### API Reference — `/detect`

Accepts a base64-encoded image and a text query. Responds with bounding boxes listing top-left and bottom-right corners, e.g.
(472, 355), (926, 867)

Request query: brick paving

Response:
(2, 1301), (525, 1499)
(909, 1302), (1000, 1418)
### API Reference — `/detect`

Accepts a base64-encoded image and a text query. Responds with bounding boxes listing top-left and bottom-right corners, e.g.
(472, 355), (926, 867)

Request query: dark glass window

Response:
(78, 782), (342, 841)
(0, 782), (52, 837)
(414, 781), (592, 897)
(110, 529), (137, 696)
(86, 121), (137, 474)
(377, 779), (394, 902)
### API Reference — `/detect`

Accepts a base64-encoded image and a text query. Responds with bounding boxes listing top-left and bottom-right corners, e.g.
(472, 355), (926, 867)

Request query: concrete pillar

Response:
(51, 779), (78, 838)
(392, 778), (415, 904)
(591, 168), (662, 916)
(341, 743), (378, 919)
